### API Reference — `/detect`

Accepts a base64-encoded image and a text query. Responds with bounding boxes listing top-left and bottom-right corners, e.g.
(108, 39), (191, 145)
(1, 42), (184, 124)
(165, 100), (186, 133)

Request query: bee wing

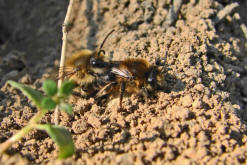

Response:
(111, 67), (133, 79)
(96, 82), (115, 98)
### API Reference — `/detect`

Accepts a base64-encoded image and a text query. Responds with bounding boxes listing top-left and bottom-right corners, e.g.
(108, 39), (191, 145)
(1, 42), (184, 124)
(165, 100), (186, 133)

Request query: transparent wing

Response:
(111, 67), (133, 79)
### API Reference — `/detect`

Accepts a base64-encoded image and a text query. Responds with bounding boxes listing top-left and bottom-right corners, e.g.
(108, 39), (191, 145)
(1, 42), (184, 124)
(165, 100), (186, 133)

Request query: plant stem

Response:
(55, 0), (74, 125)
(29, 110), (47, 124)
(0, 126), (32, 155)
(0, 110), (46, 155)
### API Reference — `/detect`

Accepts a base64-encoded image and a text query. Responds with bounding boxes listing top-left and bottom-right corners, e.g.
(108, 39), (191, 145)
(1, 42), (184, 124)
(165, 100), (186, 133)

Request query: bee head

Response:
(89, 29), (115, 68)
(147, 57), (167, 90)
(147, 68), (157, 86)
(90, 50), (107, 68)
(155, 56), (167, 74)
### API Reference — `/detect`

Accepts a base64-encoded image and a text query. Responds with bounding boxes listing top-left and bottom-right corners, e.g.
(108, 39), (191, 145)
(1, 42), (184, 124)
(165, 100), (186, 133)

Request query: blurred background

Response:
(0, 0), (68, 85)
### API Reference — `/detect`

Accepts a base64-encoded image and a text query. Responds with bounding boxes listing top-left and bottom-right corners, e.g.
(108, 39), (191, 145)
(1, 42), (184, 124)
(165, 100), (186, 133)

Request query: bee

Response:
(59, 30), (114, 97)
(96, 58), (166, 108)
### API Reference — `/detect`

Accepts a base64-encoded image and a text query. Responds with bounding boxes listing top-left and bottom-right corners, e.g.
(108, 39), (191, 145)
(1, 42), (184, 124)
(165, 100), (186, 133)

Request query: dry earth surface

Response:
(1, 0), (247, 164)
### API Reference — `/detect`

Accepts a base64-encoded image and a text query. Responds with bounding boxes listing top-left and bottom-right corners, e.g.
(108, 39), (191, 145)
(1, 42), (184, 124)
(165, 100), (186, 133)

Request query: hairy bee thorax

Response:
(120, 58), (149, 75)
(64, 49), (110, 86)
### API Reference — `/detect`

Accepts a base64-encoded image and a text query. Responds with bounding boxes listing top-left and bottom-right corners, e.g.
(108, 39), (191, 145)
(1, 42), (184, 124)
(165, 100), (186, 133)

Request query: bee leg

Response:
(79, 89), (89, 99)
(71, 87), (88, 99)
(155, 83), (163, 90)
(120, 82), (126, 109)
(69, 84), (85, 98)
(72, 91), (82, 97)
(87, 70), (99, 78)
(141, 87), (149, 102)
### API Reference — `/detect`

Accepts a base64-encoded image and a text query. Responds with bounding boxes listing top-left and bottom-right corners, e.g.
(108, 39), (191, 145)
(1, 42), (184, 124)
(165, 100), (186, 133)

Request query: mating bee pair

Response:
(59, 30), (166, 108)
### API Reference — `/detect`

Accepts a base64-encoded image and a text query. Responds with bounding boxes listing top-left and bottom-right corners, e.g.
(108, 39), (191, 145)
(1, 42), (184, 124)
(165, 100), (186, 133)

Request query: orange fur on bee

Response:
(63, 49), (109, 86)
(117, 58), (150, 93)
(58, 30), (115, 97)
(96, 58), (165, 108)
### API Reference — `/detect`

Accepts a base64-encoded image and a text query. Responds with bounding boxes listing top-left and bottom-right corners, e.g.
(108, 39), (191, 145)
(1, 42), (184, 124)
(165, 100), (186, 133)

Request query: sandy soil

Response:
(1, 0), (247, 164)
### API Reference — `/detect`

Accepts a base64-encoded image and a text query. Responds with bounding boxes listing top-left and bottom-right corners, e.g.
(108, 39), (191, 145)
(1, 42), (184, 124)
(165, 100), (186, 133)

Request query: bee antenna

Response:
(99, 29), (115, 50)
(97, 49), (106, 56)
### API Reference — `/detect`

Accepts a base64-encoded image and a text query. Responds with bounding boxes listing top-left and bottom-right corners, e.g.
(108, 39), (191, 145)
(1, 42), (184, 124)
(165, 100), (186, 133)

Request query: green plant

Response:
(0, 80), (75, 159)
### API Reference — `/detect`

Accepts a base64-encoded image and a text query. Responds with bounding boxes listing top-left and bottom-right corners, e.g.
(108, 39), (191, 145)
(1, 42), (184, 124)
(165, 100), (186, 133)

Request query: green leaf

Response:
(41, 97), (56, 110)
(35, 124), (75, 159)
(8, 80), (44, 108)
(59, 102), (72, 114)
(59, 81), (75, 96)
(43, 80), (57, 96)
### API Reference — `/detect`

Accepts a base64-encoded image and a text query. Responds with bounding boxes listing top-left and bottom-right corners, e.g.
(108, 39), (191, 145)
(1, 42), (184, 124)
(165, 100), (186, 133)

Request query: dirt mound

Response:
(1, 0), (247, 164)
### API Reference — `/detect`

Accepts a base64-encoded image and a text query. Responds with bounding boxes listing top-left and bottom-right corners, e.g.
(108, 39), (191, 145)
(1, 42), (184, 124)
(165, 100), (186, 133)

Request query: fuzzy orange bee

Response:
(59, 30), (114, 97)
(96, 58), (166, 108)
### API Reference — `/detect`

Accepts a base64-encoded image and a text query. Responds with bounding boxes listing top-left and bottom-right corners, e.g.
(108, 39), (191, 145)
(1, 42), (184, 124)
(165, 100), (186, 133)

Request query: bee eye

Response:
(148, 77), (154, 83)
(90, 57), (107, 68)
(155, 59), (161, 66)
(90, 57), (97, 66)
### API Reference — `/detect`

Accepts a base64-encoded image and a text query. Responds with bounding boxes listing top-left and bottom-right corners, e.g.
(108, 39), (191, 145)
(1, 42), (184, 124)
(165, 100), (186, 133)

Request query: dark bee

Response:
(96, 58), (166, 108)
(59, 30), (114, 97)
